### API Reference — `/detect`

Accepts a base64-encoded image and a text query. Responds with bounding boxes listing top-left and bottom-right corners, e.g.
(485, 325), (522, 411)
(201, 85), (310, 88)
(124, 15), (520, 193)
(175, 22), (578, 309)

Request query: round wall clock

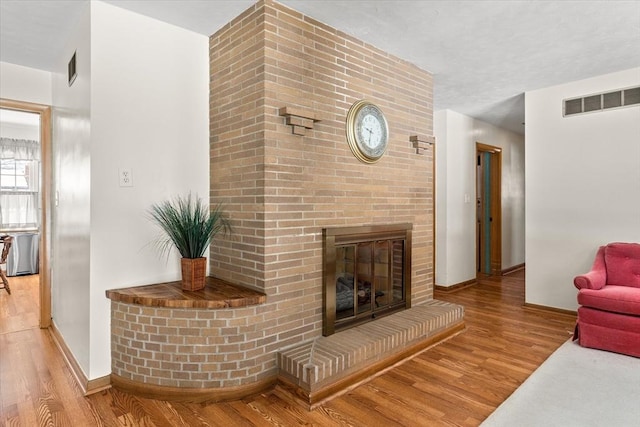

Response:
(346, 100), (389, 163)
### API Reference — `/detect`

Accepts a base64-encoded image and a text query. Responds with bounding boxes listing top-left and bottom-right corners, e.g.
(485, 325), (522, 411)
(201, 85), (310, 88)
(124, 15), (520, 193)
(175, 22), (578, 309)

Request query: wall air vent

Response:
(624, 87), (640, 105)
(603, 91), (622, 109)
(68, 51), (77, 86)
(563, 85), (640, 117)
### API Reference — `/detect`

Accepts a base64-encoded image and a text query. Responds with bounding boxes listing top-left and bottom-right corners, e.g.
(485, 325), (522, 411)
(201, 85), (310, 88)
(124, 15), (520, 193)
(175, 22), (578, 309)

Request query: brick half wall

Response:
(110, 301), (276, 388)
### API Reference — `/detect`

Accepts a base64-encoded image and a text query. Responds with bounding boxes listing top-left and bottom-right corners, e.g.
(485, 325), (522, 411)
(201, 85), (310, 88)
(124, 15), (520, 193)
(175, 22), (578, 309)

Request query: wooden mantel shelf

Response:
(105, 277), (266, 309)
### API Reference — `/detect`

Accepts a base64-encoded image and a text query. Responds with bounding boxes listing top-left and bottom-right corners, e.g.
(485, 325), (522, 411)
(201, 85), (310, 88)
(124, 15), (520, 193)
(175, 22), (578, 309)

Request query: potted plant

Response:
(148, 193), (231, 291)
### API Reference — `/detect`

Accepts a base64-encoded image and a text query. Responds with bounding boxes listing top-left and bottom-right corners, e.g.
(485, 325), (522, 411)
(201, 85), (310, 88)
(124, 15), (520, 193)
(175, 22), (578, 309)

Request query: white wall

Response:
(434, 112), (448, 285)
(435, 110), (476, 286)
(0, 62), (52, 105)
(87, 1), (209, 378)
(525, 68), (640, 310)
(0, 121), (40, 140)
(51, 1), (92, 374)
(434, 109), (525, 287)
(47, 1), (209, 379)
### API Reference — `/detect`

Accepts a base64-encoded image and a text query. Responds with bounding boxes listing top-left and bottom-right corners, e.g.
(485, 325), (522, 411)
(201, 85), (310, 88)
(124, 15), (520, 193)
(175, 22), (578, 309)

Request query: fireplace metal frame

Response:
(322, 223), (412, 336)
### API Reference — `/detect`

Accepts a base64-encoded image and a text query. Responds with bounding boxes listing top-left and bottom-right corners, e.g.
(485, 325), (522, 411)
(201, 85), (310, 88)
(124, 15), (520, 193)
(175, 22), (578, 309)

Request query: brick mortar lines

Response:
(110, 301), (274, 388)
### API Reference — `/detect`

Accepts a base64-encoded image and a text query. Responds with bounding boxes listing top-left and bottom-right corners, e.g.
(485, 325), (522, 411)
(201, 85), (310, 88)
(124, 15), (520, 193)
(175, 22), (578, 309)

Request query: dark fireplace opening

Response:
(323, 224), (412, 336)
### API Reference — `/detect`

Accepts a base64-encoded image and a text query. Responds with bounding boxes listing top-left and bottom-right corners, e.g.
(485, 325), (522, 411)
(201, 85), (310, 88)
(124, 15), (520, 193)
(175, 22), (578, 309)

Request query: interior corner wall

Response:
(525, 67), (640, 311)
(434, 111), (448, 286)
(434, 110), (475, 286)
(51, 0), (92, 376)
(434, 109), (525, 287)
(0, 62), (52, 105)
(49, 0), (209, 380)
(88, 1), (209, 379)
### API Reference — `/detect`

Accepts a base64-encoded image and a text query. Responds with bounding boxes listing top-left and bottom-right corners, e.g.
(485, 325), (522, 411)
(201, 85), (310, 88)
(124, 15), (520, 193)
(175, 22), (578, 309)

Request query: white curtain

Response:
(0, 137), (40, 230)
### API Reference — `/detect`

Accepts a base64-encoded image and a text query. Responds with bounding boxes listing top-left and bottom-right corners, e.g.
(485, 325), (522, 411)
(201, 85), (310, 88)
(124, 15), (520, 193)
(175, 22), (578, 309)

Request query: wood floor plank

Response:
(367, 375), (446, 419)
(355, 383), (435, 426)
(226, 399), (280, 427)
(197, 402), (255, 427)
(167, 401), (219, 427)
(328, 394), (405, 427)
(0, 275), (39, 335)
(243, 399), (291, 427)
(143, 399), (192, 427)
(1, 270), (577, 426)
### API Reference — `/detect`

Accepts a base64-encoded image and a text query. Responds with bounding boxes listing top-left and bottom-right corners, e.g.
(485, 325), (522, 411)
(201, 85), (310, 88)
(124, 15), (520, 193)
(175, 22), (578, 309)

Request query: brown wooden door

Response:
(476, 143), (502, 276)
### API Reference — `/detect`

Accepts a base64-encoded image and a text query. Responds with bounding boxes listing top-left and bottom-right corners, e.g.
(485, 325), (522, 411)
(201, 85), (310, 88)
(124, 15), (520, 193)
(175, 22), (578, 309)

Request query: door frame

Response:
(476, 142), (502, 276)
(1, 98), (52, 328)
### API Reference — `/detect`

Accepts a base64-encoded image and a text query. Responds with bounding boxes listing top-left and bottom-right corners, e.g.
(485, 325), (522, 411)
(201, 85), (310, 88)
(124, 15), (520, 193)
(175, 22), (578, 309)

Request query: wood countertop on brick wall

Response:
(105, 277), (266, 309)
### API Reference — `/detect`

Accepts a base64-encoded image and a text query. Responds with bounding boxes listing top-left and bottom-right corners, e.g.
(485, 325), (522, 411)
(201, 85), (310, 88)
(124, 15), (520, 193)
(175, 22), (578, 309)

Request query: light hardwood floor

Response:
(0, 271), (576, 426)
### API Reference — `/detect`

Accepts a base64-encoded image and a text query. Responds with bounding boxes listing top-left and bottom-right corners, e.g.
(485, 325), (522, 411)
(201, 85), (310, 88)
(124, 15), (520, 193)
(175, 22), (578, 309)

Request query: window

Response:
(1, 157), (40, 229)
(1, 159), (38, 190)
(0, 108), (41, 231)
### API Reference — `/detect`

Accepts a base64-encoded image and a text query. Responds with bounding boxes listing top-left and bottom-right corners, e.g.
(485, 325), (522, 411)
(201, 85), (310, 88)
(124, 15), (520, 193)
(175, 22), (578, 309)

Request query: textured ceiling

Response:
(1, 0), (639, 134)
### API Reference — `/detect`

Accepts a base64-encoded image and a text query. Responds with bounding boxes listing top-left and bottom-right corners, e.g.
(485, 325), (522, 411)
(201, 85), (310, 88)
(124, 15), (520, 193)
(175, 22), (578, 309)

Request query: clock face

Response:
(346, 101), (389, 163)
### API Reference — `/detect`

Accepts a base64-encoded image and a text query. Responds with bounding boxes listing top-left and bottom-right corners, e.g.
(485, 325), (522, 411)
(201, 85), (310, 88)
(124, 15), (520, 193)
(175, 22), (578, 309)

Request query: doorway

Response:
(476, 142), (502, 276)
(0, 99), (52, 328)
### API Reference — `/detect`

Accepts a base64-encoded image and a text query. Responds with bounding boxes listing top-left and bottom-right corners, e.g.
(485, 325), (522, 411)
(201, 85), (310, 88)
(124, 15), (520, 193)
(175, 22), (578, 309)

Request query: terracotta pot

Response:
(180, 257), (207, 291)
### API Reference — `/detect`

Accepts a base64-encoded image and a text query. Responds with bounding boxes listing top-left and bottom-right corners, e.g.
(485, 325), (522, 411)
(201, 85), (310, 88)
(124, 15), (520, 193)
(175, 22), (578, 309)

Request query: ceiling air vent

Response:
(563, 85), (640, 117)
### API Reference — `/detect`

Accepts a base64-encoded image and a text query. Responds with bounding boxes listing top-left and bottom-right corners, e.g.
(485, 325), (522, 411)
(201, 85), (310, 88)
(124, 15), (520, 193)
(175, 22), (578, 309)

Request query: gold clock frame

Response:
(345, 100), (389, 164)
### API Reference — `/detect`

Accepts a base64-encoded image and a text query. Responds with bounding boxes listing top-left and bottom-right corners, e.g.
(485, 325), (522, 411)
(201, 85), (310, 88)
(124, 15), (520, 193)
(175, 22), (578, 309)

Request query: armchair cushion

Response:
(578, 285), (640, 316)
(605, 242), (640, 288)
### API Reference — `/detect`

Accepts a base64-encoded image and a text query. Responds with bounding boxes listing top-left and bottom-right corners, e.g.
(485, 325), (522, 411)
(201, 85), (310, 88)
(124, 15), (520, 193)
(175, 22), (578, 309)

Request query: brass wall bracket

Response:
(279, 106), (320, 136)
(409, 134), (435, 154)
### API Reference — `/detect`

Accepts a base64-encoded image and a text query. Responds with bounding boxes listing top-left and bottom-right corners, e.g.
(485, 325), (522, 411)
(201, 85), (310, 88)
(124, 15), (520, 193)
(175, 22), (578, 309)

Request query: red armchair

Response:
(573, 242), (640, 357)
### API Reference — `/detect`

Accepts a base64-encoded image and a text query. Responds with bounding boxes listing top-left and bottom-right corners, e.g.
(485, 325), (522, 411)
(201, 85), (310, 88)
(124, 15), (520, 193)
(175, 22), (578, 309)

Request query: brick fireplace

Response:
(106, 0), (464, 402)
(207, 0), (437, 389)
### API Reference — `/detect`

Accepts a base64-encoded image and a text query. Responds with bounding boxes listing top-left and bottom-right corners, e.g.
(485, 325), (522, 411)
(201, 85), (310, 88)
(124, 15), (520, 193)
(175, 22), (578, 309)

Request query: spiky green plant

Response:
(148, 194), (231, 259)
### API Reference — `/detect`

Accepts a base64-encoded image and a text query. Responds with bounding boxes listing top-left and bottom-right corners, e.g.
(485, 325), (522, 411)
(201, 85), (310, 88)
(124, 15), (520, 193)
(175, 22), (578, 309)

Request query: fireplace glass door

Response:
(323, 224), (412, 336)
(333, 238), (407, 330)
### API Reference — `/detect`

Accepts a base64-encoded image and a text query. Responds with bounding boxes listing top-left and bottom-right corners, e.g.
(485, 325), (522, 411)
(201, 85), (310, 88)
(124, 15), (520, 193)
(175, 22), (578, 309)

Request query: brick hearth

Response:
(278, 300), (464, 408)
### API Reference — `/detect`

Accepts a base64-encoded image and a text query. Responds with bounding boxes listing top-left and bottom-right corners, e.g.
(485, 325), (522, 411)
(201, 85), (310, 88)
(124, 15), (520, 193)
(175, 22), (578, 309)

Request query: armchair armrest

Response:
(574, 246), (607, 290)
(574, 271), (606, 290)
